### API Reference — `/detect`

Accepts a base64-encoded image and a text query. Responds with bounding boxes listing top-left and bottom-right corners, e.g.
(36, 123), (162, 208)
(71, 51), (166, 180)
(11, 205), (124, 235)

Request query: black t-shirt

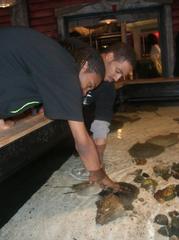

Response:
(83, 81), (116, 128)
(0, 27), (83, 121)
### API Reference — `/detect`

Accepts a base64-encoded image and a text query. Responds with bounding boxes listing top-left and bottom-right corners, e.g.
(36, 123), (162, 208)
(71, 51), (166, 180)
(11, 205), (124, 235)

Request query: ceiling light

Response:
(99, 16), (117, 25)
(0, 0), (16, 8)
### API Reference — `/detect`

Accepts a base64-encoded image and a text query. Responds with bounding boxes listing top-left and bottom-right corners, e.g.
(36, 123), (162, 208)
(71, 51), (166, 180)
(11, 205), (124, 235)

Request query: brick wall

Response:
(0, 7), (11, 27)
(0, 0), (97, 38)
(172, 0), (179, 34)
(0, 0), (179, 37)
(27, 0), (97, 38)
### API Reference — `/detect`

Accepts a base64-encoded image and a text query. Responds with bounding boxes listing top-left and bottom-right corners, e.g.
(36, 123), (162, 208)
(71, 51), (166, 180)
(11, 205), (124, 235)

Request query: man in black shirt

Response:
(90, 43), (136, 164)
(0, 27), (119, 190)
(70, 42), (136, 179)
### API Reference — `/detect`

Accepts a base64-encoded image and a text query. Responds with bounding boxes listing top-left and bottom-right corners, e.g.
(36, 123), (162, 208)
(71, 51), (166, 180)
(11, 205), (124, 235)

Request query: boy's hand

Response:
(89, 168), (121, 192)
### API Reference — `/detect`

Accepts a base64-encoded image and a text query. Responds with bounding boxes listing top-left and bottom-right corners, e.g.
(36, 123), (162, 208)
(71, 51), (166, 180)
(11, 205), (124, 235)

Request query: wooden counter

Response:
(115, 77), (179, 89)
(0, 117), (73, 183)
(115, 77), (179, 103)
(0, 113), (52, 148)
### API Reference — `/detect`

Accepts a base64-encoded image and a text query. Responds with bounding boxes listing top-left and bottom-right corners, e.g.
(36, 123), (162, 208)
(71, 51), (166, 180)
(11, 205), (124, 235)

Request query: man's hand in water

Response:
(89, 168), (120, 192)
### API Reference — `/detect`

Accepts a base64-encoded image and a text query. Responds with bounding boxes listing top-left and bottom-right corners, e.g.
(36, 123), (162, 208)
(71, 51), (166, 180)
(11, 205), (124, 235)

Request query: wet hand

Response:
(89, 168), (121, 192)
(99, 177), (122, 192)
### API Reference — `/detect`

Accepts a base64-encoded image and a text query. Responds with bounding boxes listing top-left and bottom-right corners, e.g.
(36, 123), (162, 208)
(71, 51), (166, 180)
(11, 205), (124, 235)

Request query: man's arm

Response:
(68, 120), (101, 171)
(94, 138), (107, 165)
(90, 82), (115, 164)
(68, 120), (119, 190)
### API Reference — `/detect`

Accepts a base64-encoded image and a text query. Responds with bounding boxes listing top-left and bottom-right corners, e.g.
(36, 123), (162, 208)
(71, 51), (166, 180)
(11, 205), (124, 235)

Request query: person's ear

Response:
(81, 61), (88, 73)
(105, 52), (114, 62)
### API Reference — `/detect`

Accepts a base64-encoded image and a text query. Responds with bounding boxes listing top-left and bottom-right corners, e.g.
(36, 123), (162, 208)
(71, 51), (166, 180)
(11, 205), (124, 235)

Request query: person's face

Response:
(79, 62), (102, 96)
(103, 52), (133, 82)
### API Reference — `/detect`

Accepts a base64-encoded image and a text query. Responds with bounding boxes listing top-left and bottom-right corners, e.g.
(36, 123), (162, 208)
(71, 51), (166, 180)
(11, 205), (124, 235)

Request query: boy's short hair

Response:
(60, 38), (105, 79)
(102, 42), (136, 68)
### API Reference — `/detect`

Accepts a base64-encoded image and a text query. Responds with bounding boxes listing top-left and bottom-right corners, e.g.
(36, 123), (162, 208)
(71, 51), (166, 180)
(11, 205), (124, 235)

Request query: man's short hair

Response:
(60, 38), (105, 79)
(102, 42), (136, 68)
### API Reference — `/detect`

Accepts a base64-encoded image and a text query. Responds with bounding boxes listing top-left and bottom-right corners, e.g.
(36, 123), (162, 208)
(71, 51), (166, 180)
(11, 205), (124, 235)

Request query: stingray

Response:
(154, 214), (169, 226)
(157, 211), (179, 238)
(153, 165), (172, 180)
(154, 185), (176, 203)
(137, 105), (159, 113)
(95, 194), (126, 225)
(133, 158), (147, 165)
(118, 104), (158, 113)
(141, 178), (158, 193)
(170, 216), (179, 237)
(96, 182), (139, 225)
(133, 170), (157, 193)
(110, 115), (141, 131)
(171, 163), (179, 179)
(70, 182), (101, 196)
(110, 119), (124, 131)
(120, 104), (139, 113)
(129, 142), (165, 159)
(173, 118), (179, 124)
(147, 133), (179, 147)
(50, 181), (101, 196)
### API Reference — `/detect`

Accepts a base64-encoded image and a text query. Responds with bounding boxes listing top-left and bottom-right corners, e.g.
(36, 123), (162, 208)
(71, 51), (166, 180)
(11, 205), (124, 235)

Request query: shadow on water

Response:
(0, 138), (74, 228)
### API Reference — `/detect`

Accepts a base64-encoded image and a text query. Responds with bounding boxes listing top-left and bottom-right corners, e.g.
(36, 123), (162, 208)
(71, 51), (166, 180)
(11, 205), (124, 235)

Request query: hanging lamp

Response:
(99, 16), (117, 25)
(0, 0), (16, 8)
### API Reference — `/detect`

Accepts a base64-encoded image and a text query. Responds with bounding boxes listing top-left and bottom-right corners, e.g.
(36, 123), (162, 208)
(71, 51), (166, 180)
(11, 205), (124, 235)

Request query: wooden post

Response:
(132, 28), (141, 60)
(121, 21), (127, 43)
(159, 4), (174, 77)
(11, 0), (29, 26)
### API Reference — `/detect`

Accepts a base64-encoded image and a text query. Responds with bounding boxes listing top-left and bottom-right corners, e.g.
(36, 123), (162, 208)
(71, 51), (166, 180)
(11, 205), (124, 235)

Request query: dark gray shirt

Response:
(0, 27), (83, 121)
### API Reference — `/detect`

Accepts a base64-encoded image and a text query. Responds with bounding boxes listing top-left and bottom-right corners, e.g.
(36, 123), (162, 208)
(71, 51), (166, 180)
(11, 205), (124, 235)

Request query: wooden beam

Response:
(145, 0), (173, 3)
(124, 77), (179, 85)
(11, 0), (29, 26)
(160, 4), (174, 77)
(0, 113), (52, 148)
(121, 21), (127, 43)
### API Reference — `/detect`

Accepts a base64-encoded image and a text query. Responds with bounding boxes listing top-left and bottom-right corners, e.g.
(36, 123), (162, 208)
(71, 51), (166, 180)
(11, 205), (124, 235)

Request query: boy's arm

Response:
(68, 120), (119, 190)
(68, 120), (101, 171)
